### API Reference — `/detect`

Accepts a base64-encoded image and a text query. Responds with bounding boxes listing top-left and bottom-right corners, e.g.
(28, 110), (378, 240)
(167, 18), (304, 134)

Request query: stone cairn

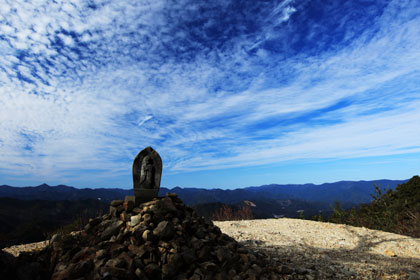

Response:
(1, 147), (282, 280)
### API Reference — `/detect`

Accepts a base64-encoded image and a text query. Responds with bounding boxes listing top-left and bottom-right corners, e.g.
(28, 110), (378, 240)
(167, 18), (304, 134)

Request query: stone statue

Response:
(140, 155), (156, 189)
(131, 146), (162, 205)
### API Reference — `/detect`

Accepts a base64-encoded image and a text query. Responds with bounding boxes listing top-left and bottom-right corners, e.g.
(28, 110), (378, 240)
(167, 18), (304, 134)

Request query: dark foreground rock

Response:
(5, 193), (284, 280)
(1, 246), (51, 280)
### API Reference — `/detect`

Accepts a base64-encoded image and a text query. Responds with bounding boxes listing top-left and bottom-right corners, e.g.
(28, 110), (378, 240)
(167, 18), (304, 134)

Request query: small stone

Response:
(153, 221), (174, 239)
(135, 268), (146, 278)
(50, 233), (63, 250)
(124, 197), (135, 211)
(89, 217), (102, 226)
(189, 275), (201, 280)
(84, 223), (91, 231)
(246, 271), (257, 280)
(181, 249), (196, 264)
(131, 215), (142, 226)
(109, 206), (117, 216)
(134, 258), (144, 270)
(123, 201), (134, 212)
(132, 207), (142, 214)
(68, 260), (93, 279)
(105, 258), (126, 268)
(384, 249), (396, 257)
(120, 211), (129, 222)
(133, 223), (147, 237)
(215, 272), (228, 280)
(128, 245), (148, 258)
(144, 263), (160, 278)
(109, 205), (123, 217)
(101, 220), (123, 240)
(142, 230), (154, 242)
(111, 200), (124, 207)
(119, 252), (134, 270)
(167, 252), (182, 267)
(305, 275), (315, 280)
(279, 265), (293, 274)
(198, 246), (211, 261)
(143, 213), (152, 222)
(251, 264), (262, 275)
(116, 205), (124, 213)
(216, 247), (230, 263)
(100, 219), (112, 228)
(237, 247), (248, 254)
(296, 267), (310, 275)
(71, 247), (90, 262)
(162, 264), (176, 279)
(158, 197), (177, 213)
(95, 249), (108, 259)
(202, 261), (216, 272)
(248, 253), (257, 263)
(195, 227), (206, 238)
(240, 253), (248, 263)
(110, 244), (125, 258)
(94, 258), (106, 271)
(191, 238), (204, 250)
(101, 266), (127, 278)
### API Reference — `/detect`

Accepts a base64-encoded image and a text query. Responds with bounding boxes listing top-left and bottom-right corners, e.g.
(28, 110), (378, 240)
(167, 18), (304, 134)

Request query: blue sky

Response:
(1, 0), (420, 189)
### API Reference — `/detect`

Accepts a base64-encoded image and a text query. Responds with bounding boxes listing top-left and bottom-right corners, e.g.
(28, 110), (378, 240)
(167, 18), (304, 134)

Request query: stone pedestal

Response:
(133, 189), (159, 206)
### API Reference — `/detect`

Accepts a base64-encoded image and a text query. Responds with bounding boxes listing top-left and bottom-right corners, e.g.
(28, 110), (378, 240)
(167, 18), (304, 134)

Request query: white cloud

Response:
(138, 115), (153, 127)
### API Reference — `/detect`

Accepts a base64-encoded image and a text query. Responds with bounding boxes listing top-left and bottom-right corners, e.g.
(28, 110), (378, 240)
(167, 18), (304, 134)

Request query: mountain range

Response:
(0, 179), (407, 206)
(0, 179), (409, 248)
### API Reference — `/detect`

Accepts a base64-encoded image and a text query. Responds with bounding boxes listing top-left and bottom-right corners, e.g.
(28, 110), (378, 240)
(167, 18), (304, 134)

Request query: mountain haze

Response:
(0, 179), (406, 205)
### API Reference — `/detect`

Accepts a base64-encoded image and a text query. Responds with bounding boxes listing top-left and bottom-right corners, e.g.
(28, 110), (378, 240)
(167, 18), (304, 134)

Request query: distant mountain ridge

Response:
(243, 179), (407, 204)
(0, 179), (407, 205)
(0, 183), (133, 202)
(0, 178), (411, 248)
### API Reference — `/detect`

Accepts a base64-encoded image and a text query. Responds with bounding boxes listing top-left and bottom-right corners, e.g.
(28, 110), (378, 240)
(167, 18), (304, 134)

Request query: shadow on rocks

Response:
(239, 231), (420, 280)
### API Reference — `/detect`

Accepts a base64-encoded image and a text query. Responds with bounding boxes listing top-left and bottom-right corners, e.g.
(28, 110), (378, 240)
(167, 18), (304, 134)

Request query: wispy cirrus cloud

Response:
(0, 0), (419, 187)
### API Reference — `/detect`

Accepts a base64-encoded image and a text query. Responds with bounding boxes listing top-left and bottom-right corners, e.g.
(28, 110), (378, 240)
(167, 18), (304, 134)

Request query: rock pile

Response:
(44, 193), (279, 280)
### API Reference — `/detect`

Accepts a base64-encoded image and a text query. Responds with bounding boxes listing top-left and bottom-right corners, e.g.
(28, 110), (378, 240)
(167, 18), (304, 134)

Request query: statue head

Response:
(142, 155), (153, 166)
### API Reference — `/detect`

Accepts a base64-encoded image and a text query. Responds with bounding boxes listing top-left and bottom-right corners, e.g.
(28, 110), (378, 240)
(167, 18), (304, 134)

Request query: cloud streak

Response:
(1, 0), (420, 187)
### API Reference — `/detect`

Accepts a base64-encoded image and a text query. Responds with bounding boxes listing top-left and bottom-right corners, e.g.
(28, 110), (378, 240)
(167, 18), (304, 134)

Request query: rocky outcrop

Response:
(13, 193), (281, 279)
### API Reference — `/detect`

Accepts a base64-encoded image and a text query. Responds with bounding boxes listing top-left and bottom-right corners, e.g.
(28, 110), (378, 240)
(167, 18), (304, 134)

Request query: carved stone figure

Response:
(140, 155), (156, 189)
(131, 146), (162, 204)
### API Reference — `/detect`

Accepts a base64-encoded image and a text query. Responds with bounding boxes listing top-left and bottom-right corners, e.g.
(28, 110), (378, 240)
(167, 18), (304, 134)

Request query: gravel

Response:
(215, 218), (420, 279)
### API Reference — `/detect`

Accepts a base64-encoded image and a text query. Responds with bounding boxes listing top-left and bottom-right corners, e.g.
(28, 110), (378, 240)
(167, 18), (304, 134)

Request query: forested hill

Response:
(329, 175), (420, 238)
(0, 179), (407, 205)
